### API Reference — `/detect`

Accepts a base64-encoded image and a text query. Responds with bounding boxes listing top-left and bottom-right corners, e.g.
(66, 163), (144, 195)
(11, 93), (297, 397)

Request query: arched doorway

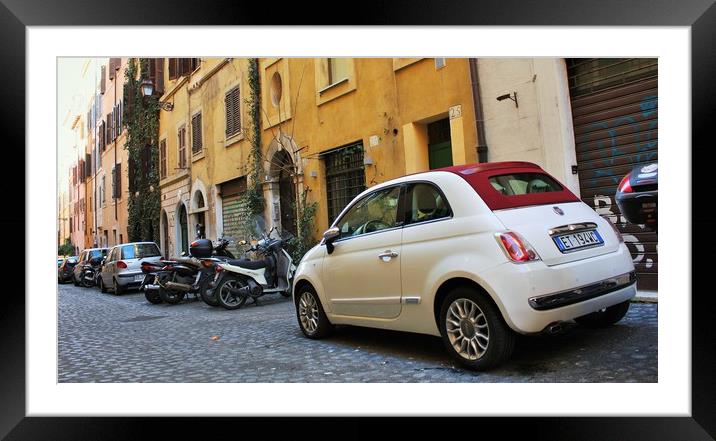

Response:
(271, 149), (296, 235)
(193, 191), (206, 239)
(178, 203), (188, 255)
(161, 210), (169, 258)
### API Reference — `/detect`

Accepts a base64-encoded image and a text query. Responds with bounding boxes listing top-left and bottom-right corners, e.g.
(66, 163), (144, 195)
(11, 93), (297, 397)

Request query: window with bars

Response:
(159, 139), (167, 179)
(323, 142), (366, 224)
(225, 87), (241, 137)
(191, 113), (203, 154)
(178, 126), (187, 168)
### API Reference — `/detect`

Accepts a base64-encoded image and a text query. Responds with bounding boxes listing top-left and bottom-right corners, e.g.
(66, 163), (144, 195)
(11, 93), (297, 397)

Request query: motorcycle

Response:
(80, 256), (103, 288)
(212, 216), (296, 310)
(140, 237), (237, 305)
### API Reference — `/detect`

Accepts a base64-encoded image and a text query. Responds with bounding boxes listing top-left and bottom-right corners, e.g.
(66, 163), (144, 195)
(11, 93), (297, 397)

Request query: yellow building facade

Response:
(156, 57), (480, 256)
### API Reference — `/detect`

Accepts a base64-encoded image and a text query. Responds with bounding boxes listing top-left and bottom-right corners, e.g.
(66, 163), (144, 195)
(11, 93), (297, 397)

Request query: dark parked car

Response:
(72, 248), (108, 286)
(615, 162), (657, 231)
(58, 256), (78, 283)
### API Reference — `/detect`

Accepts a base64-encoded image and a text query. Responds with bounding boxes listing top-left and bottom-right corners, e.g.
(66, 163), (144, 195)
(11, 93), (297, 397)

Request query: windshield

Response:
(121, 243), (160, 260)
(88, 249), (107, 259)
(250, 214), (267, 239)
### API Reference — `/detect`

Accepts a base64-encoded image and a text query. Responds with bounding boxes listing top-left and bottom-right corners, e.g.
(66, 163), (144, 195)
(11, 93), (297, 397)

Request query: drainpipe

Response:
(469, 58), (489, 163)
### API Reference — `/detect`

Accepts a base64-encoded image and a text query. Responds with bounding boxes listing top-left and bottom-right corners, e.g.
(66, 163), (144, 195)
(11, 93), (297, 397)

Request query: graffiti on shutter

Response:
(568, 59), (658, 290)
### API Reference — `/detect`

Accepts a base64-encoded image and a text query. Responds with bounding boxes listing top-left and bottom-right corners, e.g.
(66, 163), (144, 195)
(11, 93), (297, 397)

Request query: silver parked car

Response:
(99, 242), (162, 294)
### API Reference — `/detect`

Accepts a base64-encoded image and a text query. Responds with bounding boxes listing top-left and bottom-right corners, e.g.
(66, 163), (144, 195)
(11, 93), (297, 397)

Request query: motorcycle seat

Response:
(225, 258), (269, 270)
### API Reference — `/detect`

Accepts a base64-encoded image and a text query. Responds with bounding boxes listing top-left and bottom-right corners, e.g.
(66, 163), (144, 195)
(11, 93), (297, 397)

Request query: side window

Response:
(336, 186), (401, 239)
(406, 183), (451, 224)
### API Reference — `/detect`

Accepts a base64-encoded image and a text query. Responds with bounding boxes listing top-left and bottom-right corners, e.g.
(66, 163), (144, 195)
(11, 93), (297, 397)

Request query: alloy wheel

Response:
(445, 298), (490, 361)
(298, 292), (320, 334)
(218, 279), (245, 307)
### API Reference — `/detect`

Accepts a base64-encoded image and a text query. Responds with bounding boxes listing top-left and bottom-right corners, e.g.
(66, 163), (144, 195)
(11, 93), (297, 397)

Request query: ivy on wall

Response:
(244, 58), (265, 218)
(123, 59), (161, 244)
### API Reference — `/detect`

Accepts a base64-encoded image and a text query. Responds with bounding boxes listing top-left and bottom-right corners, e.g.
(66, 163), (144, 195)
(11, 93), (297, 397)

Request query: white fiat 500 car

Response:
(292, 161), (636, 370)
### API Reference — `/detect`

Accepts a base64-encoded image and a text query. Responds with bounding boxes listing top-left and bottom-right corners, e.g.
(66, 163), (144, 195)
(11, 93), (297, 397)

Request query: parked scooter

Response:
(140, 237), (236, 305)
(212, 216), (296, 310)
(80, 256), (103, 288)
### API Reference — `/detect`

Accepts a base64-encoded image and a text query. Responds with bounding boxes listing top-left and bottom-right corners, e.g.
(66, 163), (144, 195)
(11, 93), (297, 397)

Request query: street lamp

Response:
(140, 78), (173, 111)
(140, 78), (154, 97)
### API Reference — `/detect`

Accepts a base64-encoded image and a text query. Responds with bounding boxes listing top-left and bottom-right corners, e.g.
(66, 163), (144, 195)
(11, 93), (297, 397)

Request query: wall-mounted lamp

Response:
(140, 78), (173, 111)
(496, 92), (518, 108)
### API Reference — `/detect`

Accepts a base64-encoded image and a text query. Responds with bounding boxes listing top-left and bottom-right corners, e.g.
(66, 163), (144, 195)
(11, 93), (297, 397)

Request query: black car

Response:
(58, 256), (78, 283)
(615, 162), (657, 231)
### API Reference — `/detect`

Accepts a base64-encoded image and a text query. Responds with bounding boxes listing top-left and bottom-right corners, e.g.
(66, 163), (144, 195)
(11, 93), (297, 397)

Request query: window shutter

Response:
(233, 87), (241, 133)
(160, 140), (167, 179)
(168, 58), (178, 80)
(154, 59), (164, 96)
(117, 102), (122, 135)
(111, 166), (116, 198)
(108, 59), (115, 80)
(99, 120), (105, 151)
(191, 113), (202, 154)
(225, 91), (233, 136)
(116, 162), (121, 199)
(100, 65), (106, 94)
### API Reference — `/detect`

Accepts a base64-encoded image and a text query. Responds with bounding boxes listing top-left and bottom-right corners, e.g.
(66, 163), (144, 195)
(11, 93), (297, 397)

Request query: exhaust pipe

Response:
(163, 281), (193, 292)
(546, 323), (563, 335)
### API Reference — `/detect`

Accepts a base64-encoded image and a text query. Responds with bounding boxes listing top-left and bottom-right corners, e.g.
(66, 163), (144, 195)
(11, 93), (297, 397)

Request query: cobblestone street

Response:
(58, 283), (657, 382)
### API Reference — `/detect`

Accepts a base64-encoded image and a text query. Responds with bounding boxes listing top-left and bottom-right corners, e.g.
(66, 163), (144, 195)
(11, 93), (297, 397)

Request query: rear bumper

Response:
(116, 271), (145, 287)
(528, 271), (636, 311)
(481, 243), (636, 334)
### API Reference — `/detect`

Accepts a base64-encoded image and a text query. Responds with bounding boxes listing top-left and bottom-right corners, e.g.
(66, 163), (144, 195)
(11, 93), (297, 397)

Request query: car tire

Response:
(215, 276), (249, 310)
(295, 286), (333, 339)
(159, 287), (185, 305)
(99, 277), (108, 293)
(145, 288), (163, 304)
(439, 286), (515, 371)
(113, 278), (125, 295)
(575, 300), (631, 328)
(199, 277), (220, 307)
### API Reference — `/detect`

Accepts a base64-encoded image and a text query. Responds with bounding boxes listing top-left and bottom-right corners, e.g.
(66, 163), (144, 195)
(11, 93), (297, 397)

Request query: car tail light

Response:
(617, 173), (633, 193)
(604, 216), (624, 243)
(495, 231), (540, 263)
(117, 261), (127, 269)
(215, 265), (223, 273)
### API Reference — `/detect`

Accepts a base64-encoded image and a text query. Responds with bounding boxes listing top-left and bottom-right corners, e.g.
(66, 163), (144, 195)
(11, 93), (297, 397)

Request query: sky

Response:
(57, 57), (107, 195)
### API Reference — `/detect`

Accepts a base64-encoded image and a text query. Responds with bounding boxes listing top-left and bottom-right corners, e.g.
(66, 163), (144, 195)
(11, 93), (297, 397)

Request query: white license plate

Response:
(553, 230), (604, 252)
(134, 275), (145, 282)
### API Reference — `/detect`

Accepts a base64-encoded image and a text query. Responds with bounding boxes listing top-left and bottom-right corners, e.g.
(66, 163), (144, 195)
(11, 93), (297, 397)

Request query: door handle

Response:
(378, 250), (399, 261)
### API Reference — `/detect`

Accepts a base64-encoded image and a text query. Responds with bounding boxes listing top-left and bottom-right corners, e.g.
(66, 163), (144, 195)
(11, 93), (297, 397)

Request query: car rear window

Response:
(488, 173), (563, 196)
(448, 166), (580, 210)
(122, 244), (160, 260)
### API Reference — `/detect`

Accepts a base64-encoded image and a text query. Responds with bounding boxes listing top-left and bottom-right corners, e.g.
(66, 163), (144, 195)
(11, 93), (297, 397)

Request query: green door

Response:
(428, 140), (453, 169)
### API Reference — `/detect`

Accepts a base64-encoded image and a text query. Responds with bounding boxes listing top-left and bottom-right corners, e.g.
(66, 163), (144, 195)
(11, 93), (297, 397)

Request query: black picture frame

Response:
(3, 0), (711, 439)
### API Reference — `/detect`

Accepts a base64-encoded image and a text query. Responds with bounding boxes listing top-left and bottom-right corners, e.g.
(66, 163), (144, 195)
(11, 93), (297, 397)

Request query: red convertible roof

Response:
(437, 162), (580, 210)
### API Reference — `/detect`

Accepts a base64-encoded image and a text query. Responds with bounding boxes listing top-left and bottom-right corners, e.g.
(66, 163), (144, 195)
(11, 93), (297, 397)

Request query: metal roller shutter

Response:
(568, 58), (658, 290)
(221, 195), (250, 257)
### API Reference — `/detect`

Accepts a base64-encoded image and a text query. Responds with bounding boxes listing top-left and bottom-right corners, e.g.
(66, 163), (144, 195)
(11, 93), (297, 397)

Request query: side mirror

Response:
(323, 227), (340, 254)
(239, 240), (247, 246)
